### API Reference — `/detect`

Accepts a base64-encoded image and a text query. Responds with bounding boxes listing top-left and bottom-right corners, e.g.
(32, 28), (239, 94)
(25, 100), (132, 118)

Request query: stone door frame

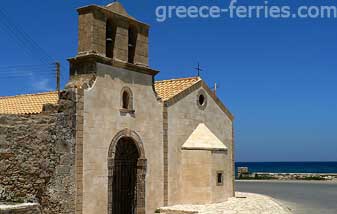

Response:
(108, 129), (147, 214)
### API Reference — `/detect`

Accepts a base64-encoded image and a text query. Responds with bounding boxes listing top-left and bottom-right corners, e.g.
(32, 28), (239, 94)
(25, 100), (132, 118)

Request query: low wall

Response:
(0, 90), (77, 214)
(238, 172), (337, 181)
(256, 172), (337, 181)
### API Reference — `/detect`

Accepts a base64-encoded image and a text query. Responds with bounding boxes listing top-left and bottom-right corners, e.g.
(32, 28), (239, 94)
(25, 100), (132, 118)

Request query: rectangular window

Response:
(216, 171), (224, 186)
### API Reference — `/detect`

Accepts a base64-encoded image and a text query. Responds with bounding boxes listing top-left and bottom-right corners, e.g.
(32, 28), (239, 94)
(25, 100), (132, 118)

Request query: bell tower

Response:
(68, 2), (158, 79)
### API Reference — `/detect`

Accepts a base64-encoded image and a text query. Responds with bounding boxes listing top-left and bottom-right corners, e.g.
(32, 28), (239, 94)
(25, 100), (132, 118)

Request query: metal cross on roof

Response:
(194, 63), (203, 77)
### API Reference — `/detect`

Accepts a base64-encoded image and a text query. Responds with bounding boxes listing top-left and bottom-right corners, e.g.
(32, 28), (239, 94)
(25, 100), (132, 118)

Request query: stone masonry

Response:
(0, 90), (77, 214)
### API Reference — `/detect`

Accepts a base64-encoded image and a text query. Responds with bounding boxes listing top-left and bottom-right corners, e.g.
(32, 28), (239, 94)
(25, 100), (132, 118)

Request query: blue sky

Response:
(0, 0), (336, 162)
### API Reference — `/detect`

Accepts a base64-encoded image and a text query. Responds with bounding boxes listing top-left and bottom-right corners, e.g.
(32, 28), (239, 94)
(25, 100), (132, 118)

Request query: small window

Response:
(198, 94), (205, 106)
(197, 90), (207, 110)
(120, 87), (134, 113)
(217, 172), (224, 186)
(122, 91), (130, 109)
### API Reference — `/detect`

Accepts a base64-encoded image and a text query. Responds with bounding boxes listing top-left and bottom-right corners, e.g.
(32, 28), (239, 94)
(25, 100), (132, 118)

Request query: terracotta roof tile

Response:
(0, 77), (200, 115)
(0, 92), (58, 115)
(154, 77), (201, 101)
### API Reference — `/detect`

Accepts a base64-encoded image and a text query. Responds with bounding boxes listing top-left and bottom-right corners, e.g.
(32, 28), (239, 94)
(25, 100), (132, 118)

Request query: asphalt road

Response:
(236, 180), (337, 214)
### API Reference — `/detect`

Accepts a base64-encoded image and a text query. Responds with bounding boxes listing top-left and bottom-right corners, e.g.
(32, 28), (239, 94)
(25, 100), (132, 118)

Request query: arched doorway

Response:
(112, 137), (139, 213)
(108, 129), (146, 214)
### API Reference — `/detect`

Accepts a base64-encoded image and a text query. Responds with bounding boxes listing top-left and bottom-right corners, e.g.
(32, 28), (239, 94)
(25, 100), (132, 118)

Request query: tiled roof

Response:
(0, 92), (59, 115)
(154, 77), (201, 101)
(0, 77), (201, 115)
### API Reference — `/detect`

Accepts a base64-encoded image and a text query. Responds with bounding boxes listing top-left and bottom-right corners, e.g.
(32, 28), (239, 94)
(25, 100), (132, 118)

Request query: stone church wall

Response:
(0, 90), (77, 214)
(166, 84), (234, 205)
(80, 63), (164, 214)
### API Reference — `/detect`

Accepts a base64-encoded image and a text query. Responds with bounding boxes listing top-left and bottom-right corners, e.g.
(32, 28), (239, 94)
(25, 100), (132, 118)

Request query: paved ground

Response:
(236, 180), (337, 214)
(159, 192), (290, 214)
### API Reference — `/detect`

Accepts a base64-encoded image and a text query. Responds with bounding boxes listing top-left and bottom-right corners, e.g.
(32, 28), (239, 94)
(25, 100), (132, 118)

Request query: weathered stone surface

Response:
(0, 90), (77, 214)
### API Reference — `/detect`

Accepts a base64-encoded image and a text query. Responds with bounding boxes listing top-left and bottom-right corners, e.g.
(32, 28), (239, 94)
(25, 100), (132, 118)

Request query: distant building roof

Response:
(0, 92), (58, 115)
(182, 123), (228, 151)
(0, 77), (203, 115)
(154, 76), (201, 101)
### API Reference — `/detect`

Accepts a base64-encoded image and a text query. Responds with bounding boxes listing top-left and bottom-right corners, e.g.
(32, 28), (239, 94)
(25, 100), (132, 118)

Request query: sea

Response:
(235, 162), (337, 175)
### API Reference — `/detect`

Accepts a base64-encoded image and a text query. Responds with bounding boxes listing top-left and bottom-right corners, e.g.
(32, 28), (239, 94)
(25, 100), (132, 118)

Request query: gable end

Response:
(164, 80), (234, 121)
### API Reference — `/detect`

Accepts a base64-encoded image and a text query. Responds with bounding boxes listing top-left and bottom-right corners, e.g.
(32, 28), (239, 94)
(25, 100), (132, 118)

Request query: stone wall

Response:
(0, 90), (77, 214)
(77, 3), (150, 66)
(238, 172), (337, 181)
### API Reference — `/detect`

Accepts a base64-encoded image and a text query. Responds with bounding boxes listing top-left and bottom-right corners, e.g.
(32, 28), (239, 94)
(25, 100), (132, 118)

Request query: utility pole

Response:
(214, 82), (217, 96)
(212, 82), (220, 96)
(56, 62), (60, 97)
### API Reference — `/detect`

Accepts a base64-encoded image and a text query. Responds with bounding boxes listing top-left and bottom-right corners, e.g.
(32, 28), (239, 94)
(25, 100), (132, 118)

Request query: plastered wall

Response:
(81, 63), (164, 214)
(167, 86), (234, 205)
(180, 150), (227, 204)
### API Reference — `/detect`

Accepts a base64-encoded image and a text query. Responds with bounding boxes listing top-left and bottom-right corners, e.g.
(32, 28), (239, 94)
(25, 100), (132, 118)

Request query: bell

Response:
(107, 37), (113, 42)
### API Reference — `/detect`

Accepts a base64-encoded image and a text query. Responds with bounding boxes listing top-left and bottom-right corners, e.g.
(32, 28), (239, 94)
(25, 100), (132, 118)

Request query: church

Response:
(0, 2), (234, 214)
